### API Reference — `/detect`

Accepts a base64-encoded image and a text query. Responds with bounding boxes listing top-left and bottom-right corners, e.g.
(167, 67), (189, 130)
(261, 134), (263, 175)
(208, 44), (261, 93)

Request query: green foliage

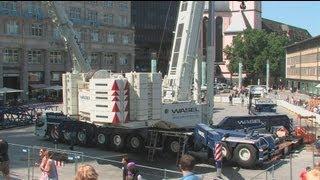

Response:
(224, 29), (289, 85)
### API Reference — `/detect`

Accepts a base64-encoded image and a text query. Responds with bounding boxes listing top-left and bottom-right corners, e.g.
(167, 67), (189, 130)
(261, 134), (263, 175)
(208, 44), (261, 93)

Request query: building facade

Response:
(286, 35), (320, 95)
(202, 1), (311, 83)
(131, 1), (179, 75)
(0, 1), (135, 100)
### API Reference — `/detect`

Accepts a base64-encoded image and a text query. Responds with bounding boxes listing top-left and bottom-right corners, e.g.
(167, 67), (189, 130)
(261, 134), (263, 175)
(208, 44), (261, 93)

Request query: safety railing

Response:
(4, 143), (184, 180)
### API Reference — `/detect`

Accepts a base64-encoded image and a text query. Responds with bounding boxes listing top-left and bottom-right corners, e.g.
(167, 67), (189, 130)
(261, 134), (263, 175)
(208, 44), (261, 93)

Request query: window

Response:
(29, 72), (44, 82)
(104, 53), (114, 65)
(119, 15), (128, 27)
(50, 51), (63, 64)
(181, 1), (188, 11)
(119, 2), (128, 11)
(75, 30), (81, 40)
(104, 14), (113, 25)
(91, 30), (99, 42)
(89, 53), (99, 66)
(96, 97), (108, 100)
(95, 83), (108, 86)
(105, 1), (113, 8)
(28, 50), (42, 64)
(107, 32), (115, 43)
(69, 7), (81, 19)
(53, 27), (61, 39)
(31, 24), (43, 36)
(122, 35), (129, 44)
(6, 20), (18, 35)
(87, 10), (98, 22)
(96, 92), (108, 94)
(119, 54), (128, 65)
(1, 1), (17, 11)
(3, 49), (18, 63)
(51, 72), (62, 81)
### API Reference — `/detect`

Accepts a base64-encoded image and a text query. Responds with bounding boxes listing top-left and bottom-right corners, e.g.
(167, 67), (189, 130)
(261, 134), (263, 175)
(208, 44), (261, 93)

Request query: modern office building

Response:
(131, 1), (179, 75)
(0, 1), (135, 100)
(286, 35), (320, 95)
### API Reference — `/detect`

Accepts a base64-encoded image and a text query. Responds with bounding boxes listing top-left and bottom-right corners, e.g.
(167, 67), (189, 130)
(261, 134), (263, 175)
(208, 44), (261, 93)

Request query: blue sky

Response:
(262, 1), (320, 37)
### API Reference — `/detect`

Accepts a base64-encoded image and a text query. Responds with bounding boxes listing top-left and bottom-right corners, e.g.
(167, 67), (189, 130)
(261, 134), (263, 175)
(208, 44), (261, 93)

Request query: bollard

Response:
(32, 147), (35, 180)
(290, 153), (292, 180)
(74, 153), (78, 175)
(214, 143), (222, 178)
(163, 168), (167, 180)
(271, 164), (275, 180)
(27, 148), (31, 180)
(265, 171), (268, 180)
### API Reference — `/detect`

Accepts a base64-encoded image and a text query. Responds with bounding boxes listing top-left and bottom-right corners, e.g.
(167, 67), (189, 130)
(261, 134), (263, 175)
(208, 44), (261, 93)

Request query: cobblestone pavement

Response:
(0, 102), (319, 180)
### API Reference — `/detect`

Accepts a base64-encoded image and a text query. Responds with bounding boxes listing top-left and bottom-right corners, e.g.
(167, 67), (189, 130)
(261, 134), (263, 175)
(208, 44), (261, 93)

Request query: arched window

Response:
(215, 16), (223, 62)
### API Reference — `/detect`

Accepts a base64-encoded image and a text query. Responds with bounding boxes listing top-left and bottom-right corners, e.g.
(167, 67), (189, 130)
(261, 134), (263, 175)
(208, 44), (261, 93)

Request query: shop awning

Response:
(0, 87), (23, 94)
(29, 84), (48, 89)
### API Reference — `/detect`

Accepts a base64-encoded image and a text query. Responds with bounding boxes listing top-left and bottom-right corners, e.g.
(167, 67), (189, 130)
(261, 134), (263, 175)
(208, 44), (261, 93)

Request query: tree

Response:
(224, 29), (289, 86)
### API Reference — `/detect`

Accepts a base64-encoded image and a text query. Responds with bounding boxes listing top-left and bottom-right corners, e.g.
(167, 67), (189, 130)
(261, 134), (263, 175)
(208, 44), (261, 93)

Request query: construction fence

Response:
(2, 143), (184, 180)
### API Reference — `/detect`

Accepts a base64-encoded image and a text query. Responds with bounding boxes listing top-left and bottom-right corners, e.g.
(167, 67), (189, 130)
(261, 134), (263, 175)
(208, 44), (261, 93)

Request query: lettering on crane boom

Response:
(170, 107), (199, 114)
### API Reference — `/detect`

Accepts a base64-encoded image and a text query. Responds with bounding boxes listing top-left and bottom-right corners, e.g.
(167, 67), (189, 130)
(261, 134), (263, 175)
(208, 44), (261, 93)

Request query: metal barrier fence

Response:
(3, 143), (183, 180)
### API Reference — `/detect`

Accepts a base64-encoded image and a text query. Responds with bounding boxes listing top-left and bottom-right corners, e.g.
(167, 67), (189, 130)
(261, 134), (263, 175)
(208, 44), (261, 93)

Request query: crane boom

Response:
(164, 1), (205, 102)
(42, 1), (91, 73)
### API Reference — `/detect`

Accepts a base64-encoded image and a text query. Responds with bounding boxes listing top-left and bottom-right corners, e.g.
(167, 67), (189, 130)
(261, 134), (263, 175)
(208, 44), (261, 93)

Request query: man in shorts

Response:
(0, 139), (9, 180)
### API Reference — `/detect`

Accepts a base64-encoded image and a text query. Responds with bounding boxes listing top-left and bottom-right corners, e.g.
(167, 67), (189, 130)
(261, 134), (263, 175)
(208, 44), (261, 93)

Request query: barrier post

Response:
(214, 142), (222, 178)
(27, 147), (31, 180)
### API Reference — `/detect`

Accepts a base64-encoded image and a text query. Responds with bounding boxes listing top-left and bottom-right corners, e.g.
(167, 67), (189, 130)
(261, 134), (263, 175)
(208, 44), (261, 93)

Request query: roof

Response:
(262, 18), (312, 42)
(284, 34), (320, 49)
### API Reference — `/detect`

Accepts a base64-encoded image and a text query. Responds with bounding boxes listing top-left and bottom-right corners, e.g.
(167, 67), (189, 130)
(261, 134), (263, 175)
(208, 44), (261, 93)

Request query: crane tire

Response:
(126, 134), (144, 152)
(233, 144), (257, 168)
(165, 138), (180, 155)
(221, 142), (232, 161)
(110, 133), (125, 151)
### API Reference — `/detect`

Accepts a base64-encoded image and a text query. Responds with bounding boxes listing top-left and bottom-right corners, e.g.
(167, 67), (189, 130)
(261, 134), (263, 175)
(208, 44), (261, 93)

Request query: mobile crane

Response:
(35, 1), (287, 168)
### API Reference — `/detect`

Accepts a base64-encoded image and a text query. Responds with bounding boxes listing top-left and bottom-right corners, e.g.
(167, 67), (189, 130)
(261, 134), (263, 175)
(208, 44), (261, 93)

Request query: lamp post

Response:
(238, 60), (243, 90)
(266, 59), (270, 91)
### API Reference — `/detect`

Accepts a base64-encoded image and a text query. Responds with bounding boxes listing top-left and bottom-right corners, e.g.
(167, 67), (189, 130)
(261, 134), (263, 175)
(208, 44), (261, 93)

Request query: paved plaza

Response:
(0, 102), (319, 180)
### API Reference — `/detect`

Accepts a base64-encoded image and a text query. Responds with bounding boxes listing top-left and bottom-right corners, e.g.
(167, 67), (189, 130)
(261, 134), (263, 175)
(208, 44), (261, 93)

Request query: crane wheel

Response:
(233, 144), (257, 168)
(77, 129), (87, 145)
(221, 142), (232, 161)
(110, 133), (125, 151)
(97, 133), (109, 147)
(165, 138), (180, 155)
(126, 134), (144, 152)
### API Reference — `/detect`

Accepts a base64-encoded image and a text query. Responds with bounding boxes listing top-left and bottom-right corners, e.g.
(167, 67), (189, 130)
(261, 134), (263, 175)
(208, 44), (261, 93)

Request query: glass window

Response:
(53, 27), (61, 39)
(89, 53), (99, 66)
(87, 10), (98, 22)
(91, 30), (99, 42)
(28, 50), (42, 64)
(6, 20), (18, 35)
(119, 15), (128, 27)
(50, 51), (63, 64)
(29, 72), (44, 82)
(119, 54), (128, 65)
(105, 1), (113, 8)
(104, 14), (113, 25)
(69, 7), (81, 19)
(122, 35), (129, 44)
(31, 23), (42, 36)
(119, 2), (128, 11)
(107, 32), (115, 43)
(3, 49), (18, 63)
(51, 72), (62, 81)
(181, 2), (188, 12)
(104, 53), (114, 65)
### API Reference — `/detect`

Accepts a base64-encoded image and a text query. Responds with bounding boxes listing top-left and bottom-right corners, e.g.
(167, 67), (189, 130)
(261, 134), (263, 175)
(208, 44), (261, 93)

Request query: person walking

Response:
(122, 155), (129, 180)
(0, 139), (9, 180)
(75, 164), (98, 180)
(299, 166), (311, 180)
(41, 151), (59, 180)
(179, 155), (203, 180)
(126, 162), (142, 180)
(38, 148), (49, 180)
(228, 94), (233, 106)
